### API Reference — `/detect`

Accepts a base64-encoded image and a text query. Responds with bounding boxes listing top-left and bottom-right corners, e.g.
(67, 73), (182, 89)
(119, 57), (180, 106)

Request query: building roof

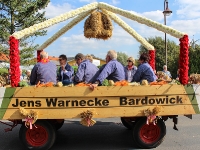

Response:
(0, 53), (9, 62)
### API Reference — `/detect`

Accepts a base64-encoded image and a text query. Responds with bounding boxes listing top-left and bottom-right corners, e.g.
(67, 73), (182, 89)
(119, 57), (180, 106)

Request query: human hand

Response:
(61, 65), (65, 71)
(89, 84), (98, 91)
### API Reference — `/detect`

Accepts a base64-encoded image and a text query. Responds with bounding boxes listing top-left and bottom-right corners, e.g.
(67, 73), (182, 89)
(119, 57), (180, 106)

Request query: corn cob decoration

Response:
(80, 110), (96, 127)
(19, 108), (38, 129)
(144, 106), (161, 125)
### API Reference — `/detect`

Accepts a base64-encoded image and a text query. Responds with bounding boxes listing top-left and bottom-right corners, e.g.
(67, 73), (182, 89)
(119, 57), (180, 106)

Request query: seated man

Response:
(162, 65), (172, 78)
(132, 53), (157, 83)
(57, 54), (74, 86)
(73, 53), (98, 84)
(30, 51), (57, 85)
(90, 50), (125, 90)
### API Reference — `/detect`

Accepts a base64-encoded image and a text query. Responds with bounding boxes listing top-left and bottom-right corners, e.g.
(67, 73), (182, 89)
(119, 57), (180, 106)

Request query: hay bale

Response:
(84, 11), (113, 40)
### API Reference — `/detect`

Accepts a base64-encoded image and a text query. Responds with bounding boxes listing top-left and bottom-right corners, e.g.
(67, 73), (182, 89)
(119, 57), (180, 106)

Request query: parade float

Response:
(0, 2), (199, 150)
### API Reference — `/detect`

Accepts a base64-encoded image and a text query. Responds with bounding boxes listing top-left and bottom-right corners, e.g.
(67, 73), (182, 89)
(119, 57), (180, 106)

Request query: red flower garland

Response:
(149, 50), (155, 70)
(37, 50), (43, 62)
(179, 35), (189, 85)
(9, 36), (20, 87)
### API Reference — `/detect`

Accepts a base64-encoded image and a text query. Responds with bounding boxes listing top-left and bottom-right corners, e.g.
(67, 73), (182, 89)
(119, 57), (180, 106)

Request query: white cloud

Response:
(42, 2), (74, 18)
(171, 18), (200, 37)
(79, 0), (97, 3)
(176, 0), (200, 19)
(110, 0), (120, 5)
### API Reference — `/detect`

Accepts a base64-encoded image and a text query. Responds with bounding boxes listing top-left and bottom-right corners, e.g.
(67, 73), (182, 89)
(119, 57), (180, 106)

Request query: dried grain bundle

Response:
(84, 11), (113, 40)
(189, 73), (200, 84)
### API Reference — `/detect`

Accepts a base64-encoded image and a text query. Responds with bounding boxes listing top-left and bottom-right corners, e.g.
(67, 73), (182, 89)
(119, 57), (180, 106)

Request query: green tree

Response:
(0, 0), (50, 66)
(117, 52), (128, 66)
(189, 44), (200, 74)
(139, 36), (179, 78)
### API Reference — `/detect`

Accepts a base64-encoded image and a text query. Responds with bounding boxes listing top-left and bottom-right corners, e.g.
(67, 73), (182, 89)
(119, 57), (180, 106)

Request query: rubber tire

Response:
(53, 119), (64, 130)
(132, 118), (166, 149)
(121, 117), (135, 130)
(19, 120), (56, 150)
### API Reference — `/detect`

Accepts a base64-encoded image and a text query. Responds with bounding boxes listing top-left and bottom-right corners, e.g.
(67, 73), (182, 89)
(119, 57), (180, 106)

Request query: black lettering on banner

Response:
(166, 96), (168, 104)
(65, 100), (70, 106)
(27, 101), (34, 107)
(35, 100), (41, 107)
(12, 99), (19, 107)
(20, 101), (26, 107)
(58, 100), (64, 107)
(156, 98), (165, 104)
(120, 97), (127, 105)
(136, 99), (141, 105)
(170, 98), (175, 104)
(87, 100), (94, 106)
(149, 98), (155, 105)
(176, 96), (183, 104)
(46, 98), (57, 107)
(80, 100), (86, 106)
(102, 100), (109, 106)
(128, 99), (135, 105)
(95, 98), (102, 106)
(72, 100), (78, 106)
(141, 97), (148, 105)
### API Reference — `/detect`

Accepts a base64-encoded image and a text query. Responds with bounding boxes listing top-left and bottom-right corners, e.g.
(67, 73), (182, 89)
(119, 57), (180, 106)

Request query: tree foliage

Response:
(139, 36), (179, 78)
(189, 44), (200, 74)
(0, 0), (50, 66)
(117, 52), (128, 66)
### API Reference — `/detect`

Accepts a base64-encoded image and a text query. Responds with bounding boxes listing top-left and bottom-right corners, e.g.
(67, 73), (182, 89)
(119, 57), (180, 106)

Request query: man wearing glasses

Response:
(57, 54), (74, 86)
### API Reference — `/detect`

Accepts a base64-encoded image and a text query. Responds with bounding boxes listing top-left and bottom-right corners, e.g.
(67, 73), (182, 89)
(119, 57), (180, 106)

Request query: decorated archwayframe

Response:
(9, 2), (189, 87)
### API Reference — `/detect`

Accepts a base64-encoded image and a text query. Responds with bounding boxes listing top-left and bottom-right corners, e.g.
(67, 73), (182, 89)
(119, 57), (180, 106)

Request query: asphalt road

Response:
(0, 115), (200, 150)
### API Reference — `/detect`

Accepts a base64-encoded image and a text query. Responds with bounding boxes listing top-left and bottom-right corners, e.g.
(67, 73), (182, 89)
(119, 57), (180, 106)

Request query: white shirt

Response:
(61, 63), (68, 81)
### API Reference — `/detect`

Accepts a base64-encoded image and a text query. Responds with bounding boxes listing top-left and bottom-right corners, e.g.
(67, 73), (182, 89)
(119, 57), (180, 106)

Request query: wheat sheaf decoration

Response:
(84, 10), (113, 40)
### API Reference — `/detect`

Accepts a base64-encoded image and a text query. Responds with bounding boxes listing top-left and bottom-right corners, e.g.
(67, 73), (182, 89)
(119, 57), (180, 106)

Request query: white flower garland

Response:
(12, 2), (98, 39)
(39, 11), (91, 50)
(99, 2), (185, 38)
(102, 10), (154, 50)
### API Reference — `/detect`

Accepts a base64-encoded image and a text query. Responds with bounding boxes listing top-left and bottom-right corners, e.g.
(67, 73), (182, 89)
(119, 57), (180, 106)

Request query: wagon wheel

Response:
(132, 118), (166, 149)
(120, 117), (136, 130)
(19, 120), (56, 150)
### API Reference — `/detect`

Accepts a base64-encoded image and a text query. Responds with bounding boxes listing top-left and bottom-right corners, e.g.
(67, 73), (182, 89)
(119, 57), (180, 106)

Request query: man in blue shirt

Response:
(162, 65), (172, 78)
(132, 53), (157, 83)
(90, 50), (125, 90)
(30, 51), (57, 85)
(73, 53), (98, 84)
(57, 54), (74, 86)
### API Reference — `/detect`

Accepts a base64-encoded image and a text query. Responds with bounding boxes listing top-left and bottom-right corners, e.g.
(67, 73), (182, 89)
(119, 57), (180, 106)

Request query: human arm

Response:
(62, 65), (74, 79)
(132, 66), (142, 82)
(74, 63), (85, 83)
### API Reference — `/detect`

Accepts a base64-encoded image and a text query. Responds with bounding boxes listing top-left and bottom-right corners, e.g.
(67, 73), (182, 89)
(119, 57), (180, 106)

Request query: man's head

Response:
(40, 51), (48, 59)
(139, 53), (149, 64)
(75, 53), (85, 66)
(59, 54), (67, 65)
(26, 70), (31, 76)
(163, 65), (167, 71)
(106, 50), (117, 63)
(85, 54), (93, 63)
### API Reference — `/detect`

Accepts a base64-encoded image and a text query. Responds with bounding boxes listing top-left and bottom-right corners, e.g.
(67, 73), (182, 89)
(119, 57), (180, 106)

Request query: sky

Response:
(34, 0), (200, 59)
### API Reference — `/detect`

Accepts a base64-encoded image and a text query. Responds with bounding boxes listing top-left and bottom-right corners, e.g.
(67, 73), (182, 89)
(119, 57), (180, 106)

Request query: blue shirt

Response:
(132, 62), (156, 83)
(74, 60), (99, 83)
(124, 66), (137, 81)
(96, 59), (125, 84)
(30, 62), (57, 85)
(58, 63), (74, 81)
